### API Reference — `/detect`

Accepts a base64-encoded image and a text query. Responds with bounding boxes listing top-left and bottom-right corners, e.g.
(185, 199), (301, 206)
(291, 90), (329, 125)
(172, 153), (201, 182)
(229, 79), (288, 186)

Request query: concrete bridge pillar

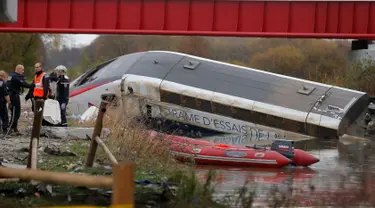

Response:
(0, 0), (17, 23)
(348, 39), (375, 63)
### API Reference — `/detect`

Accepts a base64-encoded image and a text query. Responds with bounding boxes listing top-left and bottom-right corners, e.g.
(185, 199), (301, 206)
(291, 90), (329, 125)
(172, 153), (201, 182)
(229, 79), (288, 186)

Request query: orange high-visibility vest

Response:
(33, 72), (49, 98)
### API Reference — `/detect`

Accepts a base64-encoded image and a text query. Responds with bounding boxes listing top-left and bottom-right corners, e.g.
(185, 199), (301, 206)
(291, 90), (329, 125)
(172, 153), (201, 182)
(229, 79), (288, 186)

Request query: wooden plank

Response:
(112, 161), (134, 207)
(85, 101), (108, 168)
(94, 136), (118, 165)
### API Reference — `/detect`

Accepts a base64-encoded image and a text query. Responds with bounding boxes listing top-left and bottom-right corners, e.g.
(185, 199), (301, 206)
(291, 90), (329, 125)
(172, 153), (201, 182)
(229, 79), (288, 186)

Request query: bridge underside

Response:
(0, 0), (374, 39)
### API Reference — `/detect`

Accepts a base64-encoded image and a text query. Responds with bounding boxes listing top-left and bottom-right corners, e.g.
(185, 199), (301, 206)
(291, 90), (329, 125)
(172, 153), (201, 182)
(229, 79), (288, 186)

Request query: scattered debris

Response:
(0, 162), (26, 169)
(43, 99), (62, 125)
(339, 134), (370, 145)
(338, 134), (372, 163)
(26, 126), (111, 140)
(34, 182), (54, 196)
(44, 146), (77, 157)
(80, 106), (99, 123)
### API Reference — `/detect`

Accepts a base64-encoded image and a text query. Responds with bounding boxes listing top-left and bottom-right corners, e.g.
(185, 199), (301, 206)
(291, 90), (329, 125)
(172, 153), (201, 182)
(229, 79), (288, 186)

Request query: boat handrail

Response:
(162, 138), (269, 151)
(149, 131), (269, 151)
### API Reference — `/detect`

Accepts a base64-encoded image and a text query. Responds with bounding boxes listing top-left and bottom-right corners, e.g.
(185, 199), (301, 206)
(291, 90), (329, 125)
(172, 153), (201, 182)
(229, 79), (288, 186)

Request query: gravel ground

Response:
(0, 94), (69, 165)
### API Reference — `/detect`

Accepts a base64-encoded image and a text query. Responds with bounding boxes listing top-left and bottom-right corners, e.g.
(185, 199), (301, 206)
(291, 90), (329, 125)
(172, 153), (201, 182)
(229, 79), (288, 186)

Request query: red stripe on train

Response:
(69, 82), (109, 98)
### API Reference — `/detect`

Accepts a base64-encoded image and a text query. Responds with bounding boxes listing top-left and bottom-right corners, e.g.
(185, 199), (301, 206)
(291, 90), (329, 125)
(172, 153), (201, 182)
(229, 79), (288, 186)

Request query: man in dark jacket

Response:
(7, 64), (34, 135)
(0, 70), (10, 135)
(49, 65), (70, 127)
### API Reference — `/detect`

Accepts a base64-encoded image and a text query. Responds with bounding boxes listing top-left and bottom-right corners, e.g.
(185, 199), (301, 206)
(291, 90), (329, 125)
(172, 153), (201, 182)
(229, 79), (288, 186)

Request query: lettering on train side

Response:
(159, 108), (282, 138)
(163, 108), (249, 134)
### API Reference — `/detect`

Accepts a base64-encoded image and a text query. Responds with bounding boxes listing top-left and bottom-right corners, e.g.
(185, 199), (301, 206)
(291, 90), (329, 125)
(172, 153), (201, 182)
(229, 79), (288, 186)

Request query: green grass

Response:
(0, 136), (224, 208)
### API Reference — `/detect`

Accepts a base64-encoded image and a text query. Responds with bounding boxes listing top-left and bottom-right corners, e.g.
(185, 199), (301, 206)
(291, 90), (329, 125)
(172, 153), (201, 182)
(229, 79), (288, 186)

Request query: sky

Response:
(65, 34), (99, 47)
(63, 34), (356, 49)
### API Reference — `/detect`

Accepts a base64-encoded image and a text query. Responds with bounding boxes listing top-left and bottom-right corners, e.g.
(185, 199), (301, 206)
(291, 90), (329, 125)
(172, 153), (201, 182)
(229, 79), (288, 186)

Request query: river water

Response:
(194, 133), (375, 207)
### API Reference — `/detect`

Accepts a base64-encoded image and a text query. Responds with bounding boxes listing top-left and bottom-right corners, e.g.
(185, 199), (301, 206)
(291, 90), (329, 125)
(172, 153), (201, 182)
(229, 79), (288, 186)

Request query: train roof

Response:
(125, 51), (368, 118)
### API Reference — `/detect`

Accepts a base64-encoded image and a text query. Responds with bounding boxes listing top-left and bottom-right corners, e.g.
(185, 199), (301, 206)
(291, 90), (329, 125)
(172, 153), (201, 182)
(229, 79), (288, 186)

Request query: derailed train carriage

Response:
(69, 50), (374, 139)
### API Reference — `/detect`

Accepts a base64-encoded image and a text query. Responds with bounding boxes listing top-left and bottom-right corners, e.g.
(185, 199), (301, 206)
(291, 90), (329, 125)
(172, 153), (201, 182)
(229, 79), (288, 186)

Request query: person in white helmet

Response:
(49, 65), (70, 127)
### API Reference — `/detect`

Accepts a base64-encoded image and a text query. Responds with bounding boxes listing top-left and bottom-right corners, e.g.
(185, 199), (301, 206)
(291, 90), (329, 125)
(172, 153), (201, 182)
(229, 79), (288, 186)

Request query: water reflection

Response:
(196, 165), (317, 189)
(200, 133), (313, 147)
(196, 133), (375, 206)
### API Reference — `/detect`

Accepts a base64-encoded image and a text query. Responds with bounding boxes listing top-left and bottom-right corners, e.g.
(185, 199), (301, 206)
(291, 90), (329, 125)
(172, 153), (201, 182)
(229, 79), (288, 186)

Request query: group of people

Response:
(0, 62), (70, 136)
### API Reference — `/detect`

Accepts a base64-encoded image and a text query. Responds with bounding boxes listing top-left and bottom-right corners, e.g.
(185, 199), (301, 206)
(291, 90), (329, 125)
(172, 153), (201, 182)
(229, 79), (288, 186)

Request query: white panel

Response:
(306, 113), (322, 126)
(212, 92), (255, 110)
(212, 92), (236, 106)
(252, 101), (307, 123)
(319, 115), (340, 130)
(160, 80), (215, 101)
(124, 74), (162, 101)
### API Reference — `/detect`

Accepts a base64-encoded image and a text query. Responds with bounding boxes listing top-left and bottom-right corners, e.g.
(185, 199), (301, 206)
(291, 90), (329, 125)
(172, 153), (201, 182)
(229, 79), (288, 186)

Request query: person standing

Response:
(31, 62), (50, 101)
(0, 70), (10, 135)
(50, 65), (70, 127)
(7, 64), (34, 135)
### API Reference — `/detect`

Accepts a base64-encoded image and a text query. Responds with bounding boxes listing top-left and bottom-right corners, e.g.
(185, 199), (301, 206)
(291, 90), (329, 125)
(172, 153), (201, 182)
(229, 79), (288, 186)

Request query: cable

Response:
(2, 106), (16, 139)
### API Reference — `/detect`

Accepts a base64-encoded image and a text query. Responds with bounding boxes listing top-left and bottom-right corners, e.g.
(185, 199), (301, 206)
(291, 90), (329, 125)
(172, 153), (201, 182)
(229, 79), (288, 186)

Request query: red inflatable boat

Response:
(149, 131), (320, 168)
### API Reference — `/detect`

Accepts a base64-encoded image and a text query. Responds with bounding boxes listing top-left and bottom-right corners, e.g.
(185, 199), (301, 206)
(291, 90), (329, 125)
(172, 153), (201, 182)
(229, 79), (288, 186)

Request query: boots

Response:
(1, 128), (11, 138)
(9, 128), (23, 136)
(0, 128), (6, 137)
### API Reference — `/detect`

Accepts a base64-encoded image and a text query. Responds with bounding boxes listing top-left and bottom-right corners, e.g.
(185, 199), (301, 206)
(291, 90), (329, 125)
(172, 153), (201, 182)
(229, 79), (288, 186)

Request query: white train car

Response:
(69, 50), (373, 139)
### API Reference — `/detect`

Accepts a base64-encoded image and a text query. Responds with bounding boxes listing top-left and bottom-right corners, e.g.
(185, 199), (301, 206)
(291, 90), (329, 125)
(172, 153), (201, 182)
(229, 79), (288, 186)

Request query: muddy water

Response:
(195, 133), (375, 207)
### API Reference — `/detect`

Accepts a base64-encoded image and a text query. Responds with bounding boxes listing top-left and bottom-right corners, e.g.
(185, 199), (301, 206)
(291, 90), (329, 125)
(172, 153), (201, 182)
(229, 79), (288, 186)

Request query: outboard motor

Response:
(368, 102), (375, 115)
(366, 101), (375, 135)
(270, 139), (295, 159)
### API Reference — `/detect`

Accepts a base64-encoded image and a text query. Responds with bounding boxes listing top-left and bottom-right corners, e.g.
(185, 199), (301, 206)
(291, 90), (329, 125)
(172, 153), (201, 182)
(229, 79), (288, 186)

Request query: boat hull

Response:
(149, 131), (292, 168)
(149, 131), (320, 168)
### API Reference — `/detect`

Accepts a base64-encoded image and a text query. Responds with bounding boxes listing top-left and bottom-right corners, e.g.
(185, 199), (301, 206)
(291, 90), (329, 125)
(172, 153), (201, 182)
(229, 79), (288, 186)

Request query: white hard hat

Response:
(55, 65), (67, 73)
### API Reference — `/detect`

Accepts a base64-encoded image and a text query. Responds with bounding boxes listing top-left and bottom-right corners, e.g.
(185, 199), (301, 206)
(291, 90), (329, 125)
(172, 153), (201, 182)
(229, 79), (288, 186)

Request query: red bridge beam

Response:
(0, 0), (374, 39)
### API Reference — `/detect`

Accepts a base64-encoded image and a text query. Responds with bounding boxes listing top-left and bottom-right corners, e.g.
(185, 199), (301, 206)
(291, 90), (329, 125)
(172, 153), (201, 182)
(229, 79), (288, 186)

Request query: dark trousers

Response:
(58, 99), (68, 126)
(9, 93), (21, 131)
(0, 101), (9, 131)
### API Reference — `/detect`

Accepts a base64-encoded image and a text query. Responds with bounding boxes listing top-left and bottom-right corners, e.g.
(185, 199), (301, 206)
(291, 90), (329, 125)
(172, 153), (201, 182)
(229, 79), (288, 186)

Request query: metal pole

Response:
(27, 99), (45, 169)
(85, 101), (108, 168)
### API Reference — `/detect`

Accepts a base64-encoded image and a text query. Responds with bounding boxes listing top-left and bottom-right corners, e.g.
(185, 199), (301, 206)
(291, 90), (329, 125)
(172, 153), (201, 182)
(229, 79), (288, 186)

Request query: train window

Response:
(213, 102), (232, 117)
(75, 58), (117, 86)
(73, 52), (145, 87)
(94, 52), (145, 81)
(197, 99), (212, 113)
(180, 95), (196, 109)
(183, 60), (200, 70)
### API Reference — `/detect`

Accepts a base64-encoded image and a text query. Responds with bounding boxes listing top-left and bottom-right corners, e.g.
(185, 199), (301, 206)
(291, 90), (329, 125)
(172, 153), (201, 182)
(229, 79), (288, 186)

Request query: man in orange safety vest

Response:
(27, 62), (50, 104)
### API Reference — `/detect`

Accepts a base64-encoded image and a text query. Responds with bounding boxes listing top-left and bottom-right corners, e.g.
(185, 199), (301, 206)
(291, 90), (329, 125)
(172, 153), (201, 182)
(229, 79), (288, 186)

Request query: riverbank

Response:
(0, 101), (225, 207)
(0, 136), (220, 207)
